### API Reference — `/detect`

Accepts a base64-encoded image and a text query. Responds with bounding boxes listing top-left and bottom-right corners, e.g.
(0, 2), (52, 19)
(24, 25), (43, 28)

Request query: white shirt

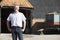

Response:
(7, 12), (26, 27)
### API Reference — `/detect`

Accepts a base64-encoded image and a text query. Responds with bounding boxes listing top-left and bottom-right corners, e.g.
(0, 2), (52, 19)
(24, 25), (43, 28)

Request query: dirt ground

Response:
(0, 33), (60, 40)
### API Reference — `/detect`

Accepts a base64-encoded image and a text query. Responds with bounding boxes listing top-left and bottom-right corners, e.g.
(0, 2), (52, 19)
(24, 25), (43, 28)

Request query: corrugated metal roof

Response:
(0, 0), (33, 8)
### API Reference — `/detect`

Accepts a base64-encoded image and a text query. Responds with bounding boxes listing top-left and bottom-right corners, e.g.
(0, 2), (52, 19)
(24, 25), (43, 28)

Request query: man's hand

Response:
(8, 28), (11, 32)
(7, 21), (11, 32)
(22, 20), (26, 32)
(22, 29), (25, 32)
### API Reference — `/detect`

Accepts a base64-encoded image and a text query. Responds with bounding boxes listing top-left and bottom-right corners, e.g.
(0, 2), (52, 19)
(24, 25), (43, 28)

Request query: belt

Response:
(11, 26), (22, 29)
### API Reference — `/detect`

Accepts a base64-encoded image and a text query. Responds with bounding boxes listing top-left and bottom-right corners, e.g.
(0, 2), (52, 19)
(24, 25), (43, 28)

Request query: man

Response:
(7, 5), (26, 40)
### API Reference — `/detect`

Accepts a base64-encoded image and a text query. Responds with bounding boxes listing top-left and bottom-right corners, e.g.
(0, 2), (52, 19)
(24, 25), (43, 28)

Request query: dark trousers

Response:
(11, 26), (23, 40)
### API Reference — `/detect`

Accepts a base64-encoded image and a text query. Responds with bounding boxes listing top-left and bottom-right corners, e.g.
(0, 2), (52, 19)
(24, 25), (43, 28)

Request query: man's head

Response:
(13, 5), (20, 12)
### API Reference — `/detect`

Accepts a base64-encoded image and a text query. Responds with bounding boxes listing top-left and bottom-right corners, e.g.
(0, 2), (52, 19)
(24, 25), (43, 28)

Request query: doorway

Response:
(1, 7), (31, 33)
